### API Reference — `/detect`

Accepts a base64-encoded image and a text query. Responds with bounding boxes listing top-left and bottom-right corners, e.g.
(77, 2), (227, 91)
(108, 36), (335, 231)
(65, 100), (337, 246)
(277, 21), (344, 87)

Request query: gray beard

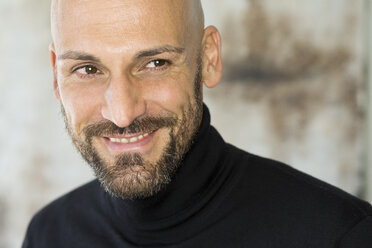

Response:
(89, 126), (181, 199)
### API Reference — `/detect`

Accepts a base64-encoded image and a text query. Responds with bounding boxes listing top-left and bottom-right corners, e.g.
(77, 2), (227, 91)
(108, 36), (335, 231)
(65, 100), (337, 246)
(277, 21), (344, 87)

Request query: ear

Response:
(49, 43), (61, 101)
(201, 26), (223, 88)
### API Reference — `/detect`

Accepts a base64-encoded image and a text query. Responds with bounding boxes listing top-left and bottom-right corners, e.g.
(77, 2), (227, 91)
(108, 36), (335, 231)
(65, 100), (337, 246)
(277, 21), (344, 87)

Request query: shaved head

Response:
(51, 0), (205, 53)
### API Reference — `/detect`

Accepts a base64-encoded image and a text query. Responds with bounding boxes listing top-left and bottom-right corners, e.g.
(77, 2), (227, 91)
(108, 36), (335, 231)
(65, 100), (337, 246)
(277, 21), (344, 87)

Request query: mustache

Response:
(83, 115), (178, 139)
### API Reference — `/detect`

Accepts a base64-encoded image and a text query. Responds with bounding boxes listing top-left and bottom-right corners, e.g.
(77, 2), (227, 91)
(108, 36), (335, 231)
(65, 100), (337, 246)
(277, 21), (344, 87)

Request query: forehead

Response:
(53, 0), (187, 53)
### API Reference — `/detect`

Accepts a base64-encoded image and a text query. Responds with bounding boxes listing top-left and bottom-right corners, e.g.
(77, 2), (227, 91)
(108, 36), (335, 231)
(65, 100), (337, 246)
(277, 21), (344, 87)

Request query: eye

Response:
(145, 59), (169, 69)
(75, 65), (100, 75)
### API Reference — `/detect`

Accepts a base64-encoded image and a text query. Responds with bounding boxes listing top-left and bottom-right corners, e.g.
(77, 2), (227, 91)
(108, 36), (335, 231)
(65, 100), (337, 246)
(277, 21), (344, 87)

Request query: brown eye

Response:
(146, 59), (169, 69)
(75, 65), (101, 76)
(153, 60), (166, 67)
(85, 65), (98, 74)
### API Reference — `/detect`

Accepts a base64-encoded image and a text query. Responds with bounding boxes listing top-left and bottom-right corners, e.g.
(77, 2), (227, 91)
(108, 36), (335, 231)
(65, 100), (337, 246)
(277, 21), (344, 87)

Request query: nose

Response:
(101, 74), (146, 128)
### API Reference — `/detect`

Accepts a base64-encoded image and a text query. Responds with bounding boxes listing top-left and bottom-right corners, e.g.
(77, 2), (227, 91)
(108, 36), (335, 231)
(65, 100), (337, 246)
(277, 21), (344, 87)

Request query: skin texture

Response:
(50, 0), (223, 199)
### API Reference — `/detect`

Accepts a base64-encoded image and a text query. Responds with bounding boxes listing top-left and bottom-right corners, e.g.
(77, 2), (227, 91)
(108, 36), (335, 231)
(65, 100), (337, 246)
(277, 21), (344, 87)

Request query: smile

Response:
(108, 131), (154, 144)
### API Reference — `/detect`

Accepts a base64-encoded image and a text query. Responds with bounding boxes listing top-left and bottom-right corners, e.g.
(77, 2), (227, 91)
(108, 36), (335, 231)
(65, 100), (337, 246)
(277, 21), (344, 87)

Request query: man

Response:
(23, 0), (372, 247)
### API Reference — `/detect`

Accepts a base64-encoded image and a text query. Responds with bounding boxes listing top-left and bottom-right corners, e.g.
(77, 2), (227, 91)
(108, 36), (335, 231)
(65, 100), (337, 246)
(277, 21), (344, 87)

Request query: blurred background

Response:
(0, 0), (371, 247)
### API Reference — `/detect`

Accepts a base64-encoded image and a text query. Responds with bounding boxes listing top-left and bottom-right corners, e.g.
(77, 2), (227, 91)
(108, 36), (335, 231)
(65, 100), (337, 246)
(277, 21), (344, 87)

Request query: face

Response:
(50, 0), (222, 199)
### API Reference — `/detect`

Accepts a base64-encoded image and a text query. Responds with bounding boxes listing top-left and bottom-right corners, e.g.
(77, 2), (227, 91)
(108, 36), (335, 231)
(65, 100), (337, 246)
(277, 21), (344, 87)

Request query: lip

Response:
(102, 130), (157, 153)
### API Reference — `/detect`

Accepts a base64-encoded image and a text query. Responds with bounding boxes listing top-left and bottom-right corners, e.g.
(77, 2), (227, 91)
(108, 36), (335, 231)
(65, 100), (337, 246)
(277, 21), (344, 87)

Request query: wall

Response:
(366, 0), (372, 202)
(0, 1), (93, 247)
(204, 0), (369, 197)
(0, 0), (370, 247)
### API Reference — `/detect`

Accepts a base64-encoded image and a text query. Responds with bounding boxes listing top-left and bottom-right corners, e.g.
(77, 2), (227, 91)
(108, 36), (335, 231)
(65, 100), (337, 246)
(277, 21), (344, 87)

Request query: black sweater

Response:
(23, 106), (372, 247)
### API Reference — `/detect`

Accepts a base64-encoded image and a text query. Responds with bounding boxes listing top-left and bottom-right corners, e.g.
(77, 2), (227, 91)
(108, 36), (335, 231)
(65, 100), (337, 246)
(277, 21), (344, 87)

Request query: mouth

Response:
(101, 129), (158, 153)
(107, 130), (155, 144)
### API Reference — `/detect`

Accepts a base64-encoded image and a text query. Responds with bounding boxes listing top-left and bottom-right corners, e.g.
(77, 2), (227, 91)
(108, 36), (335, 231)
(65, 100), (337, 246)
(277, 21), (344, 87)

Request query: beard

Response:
(61, 62), (203, 199)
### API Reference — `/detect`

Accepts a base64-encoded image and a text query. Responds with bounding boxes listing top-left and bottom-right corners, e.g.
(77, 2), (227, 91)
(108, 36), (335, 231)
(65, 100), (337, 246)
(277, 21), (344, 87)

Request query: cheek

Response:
(157, 87), (187, 106)
(145, 74), (195, 112)
(58, 84), (103, 133)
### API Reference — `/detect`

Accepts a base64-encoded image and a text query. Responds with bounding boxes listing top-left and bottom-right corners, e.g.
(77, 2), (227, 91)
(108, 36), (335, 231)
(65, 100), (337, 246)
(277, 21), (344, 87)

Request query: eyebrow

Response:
(134, 45), (185, 59)
(57, 45), (185, 62)
(58, 51), (101, 62)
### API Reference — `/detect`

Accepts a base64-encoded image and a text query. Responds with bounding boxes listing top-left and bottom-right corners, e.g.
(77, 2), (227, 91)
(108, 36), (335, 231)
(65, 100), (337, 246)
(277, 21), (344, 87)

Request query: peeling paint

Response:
(224, 0), (352, 82)
(205, 0), (366, 197)
(219, 0), (363, 145)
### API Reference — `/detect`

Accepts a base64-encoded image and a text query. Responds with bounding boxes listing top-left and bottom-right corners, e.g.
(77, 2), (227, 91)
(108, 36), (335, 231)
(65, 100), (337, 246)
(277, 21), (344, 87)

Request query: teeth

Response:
(109, 131), (153, 144)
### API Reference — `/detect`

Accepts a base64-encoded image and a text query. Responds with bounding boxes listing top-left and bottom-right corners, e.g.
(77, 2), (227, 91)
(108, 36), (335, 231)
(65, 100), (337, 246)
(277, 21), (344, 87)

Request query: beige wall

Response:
(366, 0), (372, 203)
(204, 0), (369, 197)
(0, 0), (371, 247)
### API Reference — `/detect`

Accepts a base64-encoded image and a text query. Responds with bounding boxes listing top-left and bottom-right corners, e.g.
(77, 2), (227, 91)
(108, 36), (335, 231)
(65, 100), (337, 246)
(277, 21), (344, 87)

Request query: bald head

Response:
(49, 0), (222, 105)
(51, 0), (205, 53)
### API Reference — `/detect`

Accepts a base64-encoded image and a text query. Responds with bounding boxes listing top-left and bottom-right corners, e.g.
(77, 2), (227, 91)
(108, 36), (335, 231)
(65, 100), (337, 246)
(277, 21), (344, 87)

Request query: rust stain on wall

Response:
(224, 0), (352, 82)
(221, 0), (363, 140)
(214, 0), (365, 191)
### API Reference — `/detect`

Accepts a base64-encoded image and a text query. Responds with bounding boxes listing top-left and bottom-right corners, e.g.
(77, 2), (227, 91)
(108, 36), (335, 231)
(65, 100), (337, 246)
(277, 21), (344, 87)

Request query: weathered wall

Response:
(0, 1), (93, 247)
(366, 0), (372, 203)
(204, 0), (369, 196)
(0, 0), (370, 247)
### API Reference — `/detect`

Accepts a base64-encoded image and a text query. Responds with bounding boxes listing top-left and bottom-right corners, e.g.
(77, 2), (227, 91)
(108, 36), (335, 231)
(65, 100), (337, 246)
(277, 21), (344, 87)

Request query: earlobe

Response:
(201, 26), (223, 89)
(49, 43), (61, 101)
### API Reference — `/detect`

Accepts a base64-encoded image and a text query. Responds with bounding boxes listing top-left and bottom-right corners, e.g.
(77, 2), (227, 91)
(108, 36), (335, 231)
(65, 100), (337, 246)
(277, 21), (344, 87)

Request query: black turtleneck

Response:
(23, 105), (372, 247)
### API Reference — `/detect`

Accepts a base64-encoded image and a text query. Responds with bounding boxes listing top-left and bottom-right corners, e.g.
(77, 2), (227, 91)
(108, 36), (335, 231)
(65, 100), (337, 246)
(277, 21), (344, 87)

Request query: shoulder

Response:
(34, 179), (102, 221)
(225, 143), (372, 213)
(23, 180), (103, 247)
(222, 143), (372, 245)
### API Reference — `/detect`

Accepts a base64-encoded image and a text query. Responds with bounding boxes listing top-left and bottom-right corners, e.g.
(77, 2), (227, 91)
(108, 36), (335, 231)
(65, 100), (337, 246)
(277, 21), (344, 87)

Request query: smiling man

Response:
(50, 0), (211, 200)
(23, 0), (372, 247)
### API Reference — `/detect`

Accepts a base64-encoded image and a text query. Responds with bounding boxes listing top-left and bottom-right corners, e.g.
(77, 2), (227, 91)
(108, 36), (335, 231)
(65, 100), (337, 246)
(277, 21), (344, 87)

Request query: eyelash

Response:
(73, 65), (102, 79)
(142, 59), (171, 72)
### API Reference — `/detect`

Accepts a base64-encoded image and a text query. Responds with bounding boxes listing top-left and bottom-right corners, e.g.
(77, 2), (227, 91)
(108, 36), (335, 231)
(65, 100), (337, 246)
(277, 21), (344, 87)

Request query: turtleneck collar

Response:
(102, 104), (227, 228)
